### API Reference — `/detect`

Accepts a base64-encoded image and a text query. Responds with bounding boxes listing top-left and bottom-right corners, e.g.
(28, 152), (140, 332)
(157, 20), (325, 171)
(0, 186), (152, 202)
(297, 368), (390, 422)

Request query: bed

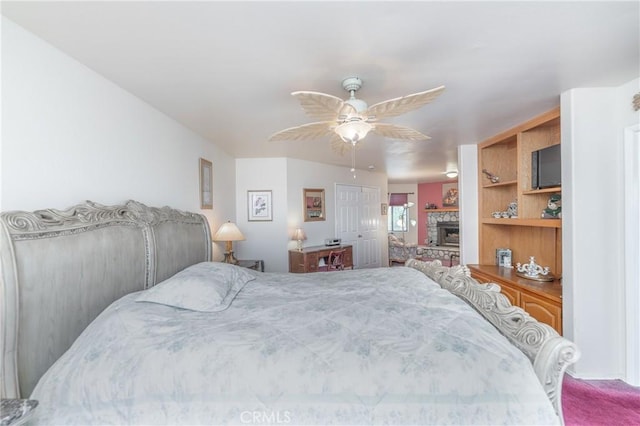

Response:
(0, 200), (580, 425)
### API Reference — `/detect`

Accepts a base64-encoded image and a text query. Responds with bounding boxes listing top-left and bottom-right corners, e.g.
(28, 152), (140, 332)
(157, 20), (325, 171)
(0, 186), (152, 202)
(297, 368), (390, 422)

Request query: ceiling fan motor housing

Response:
(342, 77), (368, 113)
(342, 77), (363, 92)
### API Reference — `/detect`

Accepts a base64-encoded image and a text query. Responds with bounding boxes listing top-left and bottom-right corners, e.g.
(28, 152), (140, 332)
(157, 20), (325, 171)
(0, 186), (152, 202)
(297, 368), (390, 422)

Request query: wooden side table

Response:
(1, 399), (38, 426)
(237, 259), (264, 272)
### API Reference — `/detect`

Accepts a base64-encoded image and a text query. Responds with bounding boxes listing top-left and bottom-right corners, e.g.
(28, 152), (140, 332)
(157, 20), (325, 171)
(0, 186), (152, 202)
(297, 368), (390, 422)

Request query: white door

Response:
(335, 184), (381, 269)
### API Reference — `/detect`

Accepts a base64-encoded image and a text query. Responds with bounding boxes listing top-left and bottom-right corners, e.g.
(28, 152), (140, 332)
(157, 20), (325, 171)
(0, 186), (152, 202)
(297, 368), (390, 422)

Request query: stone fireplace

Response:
(422, 211), (460, 264)
(426, 210), (459, 246)
(437, 221), (460, 247)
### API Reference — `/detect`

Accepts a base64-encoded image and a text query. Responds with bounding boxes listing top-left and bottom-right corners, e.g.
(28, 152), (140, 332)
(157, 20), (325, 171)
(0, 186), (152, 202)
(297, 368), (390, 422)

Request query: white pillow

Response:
(136, 262), (256, 312)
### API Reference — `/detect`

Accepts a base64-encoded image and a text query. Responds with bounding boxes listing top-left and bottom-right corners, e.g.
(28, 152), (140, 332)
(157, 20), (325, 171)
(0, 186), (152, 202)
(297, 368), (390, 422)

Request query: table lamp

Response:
(292, 228), (307, 251)
(213, 221), (245, 264)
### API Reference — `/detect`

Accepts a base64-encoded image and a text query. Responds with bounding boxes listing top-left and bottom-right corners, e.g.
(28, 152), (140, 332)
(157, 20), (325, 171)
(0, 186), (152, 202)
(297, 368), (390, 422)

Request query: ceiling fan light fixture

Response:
(334, 121), (372, 143)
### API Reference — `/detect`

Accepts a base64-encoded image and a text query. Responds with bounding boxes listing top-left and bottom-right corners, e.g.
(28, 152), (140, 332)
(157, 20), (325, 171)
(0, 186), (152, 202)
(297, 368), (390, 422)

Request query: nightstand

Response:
(1, 399), (38, 426)
(237, 259), (264, 272)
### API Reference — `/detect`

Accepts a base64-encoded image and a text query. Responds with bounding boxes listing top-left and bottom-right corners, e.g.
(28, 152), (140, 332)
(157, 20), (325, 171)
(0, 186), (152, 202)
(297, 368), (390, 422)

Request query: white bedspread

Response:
(29, 267), (559, 425)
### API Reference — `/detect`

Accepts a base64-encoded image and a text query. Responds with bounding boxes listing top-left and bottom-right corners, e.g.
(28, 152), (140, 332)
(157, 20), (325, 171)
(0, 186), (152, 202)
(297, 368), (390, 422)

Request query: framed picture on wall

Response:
(199, 158), (213, 209)
(303, 188), (325, 222)
(442, 183), (459, 207)
(248, 190), (273, 221)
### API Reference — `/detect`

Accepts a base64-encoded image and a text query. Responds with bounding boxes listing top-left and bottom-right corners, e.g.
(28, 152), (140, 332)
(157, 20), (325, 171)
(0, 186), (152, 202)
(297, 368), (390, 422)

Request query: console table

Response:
(289, 245), (353, 273)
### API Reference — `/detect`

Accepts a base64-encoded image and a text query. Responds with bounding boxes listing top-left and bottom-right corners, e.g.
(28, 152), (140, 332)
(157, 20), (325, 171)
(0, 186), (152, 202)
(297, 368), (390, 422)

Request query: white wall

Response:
(235, 157), (388, 272)
(1, 18), (237, 262)
(561, 76), (640, 380)
(387, 183), (419, 245)
(458, 144), (479, 265)
(234, 158), (289, 272)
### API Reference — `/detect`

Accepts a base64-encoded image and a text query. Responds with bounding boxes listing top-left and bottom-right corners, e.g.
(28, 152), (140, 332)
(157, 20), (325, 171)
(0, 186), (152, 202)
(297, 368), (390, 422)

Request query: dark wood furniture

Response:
(237, 259), (264, 272)
(288, 245), (353, 273)
(468, 264), (562, 335)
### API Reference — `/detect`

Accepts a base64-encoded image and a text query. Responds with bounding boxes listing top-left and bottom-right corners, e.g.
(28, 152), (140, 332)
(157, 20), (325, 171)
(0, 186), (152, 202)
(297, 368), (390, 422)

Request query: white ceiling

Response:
(2, 1), (638, 183)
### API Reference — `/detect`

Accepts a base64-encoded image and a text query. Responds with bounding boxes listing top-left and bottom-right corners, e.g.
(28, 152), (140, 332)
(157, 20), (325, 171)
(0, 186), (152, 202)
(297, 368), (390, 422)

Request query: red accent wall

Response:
(417, 181), (457, 245)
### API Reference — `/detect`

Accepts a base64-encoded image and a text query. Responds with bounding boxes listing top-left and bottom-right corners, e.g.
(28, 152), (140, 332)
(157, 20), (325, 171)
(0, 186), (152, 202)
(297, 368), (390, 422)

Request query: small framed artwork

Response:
(303, 188), (325, 222)
(496, 248), (513, 268)
(199, 158), (213, 209)
(381, 203), (388, 216)
(442, 183), (459, 207)
(248, 190), (273, 222)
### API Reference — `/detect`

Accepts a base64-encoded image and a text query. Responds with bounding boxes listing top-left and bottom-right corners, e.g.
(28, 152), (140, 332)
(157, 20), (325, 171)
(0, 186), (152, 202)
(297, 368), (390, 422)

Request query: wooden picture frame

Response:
(303, 188), (325, 222)
(199, 158), (213, 209)
(248, 190), (273, 221)
(442, 183), (459, 207)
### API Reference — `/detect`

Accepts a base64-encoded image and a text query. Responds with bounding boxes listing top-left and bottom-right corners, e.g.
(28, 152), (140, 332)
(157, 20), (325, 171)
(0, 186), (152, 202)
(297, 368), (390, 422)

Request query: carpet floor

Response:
(562, 374), (640, 425)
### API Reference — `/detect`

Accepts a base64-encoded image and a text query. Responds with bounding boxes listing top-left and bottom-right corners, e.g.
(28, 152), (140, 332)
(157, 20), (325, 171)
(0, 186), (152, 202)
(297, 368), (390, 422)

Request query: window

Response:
(388, 206), (408, 232)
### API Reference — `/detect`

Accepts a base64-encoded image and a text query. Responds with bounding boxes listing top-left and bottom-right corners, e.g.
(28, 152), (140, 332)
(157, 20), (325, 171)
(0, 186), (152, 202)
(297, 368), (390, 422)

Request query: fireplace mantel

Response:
(424, 208), (459, 212)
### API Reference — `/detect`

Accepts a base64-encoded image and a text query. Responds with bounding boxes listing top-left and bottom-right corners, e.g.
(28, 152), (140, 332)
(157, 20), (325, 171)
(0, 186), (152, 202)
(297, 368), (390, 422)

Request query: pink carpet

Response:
(562, 374), (640, 425)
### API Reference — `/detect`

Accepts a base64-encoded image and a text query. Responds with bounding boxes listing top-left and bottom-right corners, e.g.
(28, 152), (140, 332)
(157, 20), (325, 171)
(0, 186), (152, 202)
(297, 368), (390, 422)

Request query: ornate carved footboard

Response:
(406, 259), (580, 422)
(0, 200), (212, 398)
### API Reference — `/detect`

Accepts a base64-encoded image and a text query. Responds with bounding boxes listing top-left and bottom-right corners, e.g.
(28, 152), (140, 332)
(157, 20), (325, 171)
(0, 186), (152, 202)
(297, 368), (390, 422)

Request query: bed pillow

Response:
(136, 262), (256, 312)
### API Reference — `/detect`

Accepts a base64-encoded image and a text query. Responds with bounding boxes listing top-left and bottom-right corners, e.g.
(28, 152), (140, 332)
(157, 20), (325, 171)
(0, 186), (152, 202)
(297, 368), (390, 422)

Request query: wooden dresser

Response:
(467, 264), (563, 335)
(288, 245), (353, 273)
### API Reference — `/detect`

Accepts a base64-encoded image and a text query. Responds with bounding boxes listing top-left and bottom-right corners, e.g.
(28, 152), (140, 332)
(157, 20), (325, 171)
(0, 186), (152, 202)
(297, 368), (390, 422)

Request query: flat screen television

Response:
(531, 144), (561, 189)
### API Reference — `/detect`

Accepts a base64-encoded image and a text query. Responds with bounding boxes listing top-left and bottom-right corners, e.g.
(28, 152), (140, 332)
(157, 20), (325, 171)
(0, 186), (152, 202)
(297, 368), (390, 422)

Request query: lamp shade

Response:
(334, 121), (373, 143)
(213, 222), (245, 242)
(292, 228), (307, 251)
(292, 228), (307, 241)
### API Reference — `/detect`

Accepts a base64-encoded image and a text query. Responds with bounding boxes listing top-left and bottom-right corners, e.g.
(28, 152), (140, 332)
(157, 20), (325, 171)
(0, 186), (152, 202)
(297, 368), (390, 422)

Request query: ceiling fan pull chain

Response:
(351, 141), (357, 179)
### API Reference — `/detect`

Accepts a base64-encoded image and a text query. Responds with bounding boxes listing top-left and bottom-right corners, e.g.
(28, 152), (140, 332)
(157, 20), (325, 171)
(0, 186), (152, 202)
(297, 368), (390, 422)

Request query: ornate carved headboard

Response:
(0, 200), (211, 398)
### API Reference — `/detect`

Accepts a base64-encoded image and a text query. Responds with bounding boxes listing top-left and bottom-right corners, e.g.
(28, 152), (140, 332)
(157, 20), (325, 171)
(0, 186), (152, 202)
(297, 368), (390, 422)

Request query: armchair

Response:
(388, 233), (418, 265)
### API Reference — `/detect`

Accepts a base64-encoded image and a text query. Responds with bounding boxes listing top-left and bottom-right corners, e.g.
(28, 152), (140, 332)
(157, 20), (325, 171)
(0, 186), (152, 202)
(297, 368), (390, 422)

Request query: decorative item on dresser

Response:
(212, 221), (245, 264)
(288, 244), (353, 273)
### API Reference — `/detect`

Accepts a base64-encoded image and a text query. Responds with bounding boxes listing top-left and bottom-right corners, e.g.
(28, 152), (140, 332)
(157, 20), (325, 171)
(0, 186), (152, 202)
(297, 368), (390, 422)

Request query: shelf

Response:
(482, 180), (518, 188)
(477, 107), (562, 278)
(482, 218), (561, 228)
(522, 186), (561, 195)
(424, 208), (459, 212)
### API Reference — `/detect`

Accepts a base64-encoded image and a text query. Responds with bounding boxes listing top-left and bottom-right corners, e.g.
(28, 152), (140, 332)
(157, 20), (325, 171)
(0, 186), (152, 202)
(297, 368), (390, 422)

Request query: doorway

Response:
(335, 184), (381, 269)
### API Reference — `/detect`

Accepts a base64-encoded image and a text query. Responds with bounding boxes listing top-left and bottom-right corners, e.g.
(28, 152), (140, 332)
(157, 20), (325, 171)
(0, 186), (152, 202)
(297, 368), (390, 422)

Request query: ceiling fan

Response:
(268, 77), (445, 156)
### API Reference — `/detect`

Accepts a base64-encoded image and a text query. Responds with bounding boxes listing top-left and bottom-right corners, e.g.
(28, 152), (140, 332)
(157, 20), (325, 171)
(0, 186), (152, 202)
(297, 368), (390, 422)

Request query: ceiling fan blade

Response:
(366, 85), (445, 120)
(268, 121), (335, 141)
(291, 91), (348, 121)
(330, 133), (351, 156)
(371, 123), (431, 141)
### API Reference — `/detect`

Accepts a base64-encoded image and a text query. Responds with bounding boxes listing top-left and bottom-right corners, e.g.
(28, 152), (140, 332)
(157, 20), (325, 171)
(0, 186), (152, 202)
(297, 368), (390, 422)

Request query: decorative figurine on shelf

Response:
(425, 203), (438, 210)
(516, 256), (555, 281)
(482, 169), (500, 184)
(507, 201), (518, 218)
(542, 193), (562, 218)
